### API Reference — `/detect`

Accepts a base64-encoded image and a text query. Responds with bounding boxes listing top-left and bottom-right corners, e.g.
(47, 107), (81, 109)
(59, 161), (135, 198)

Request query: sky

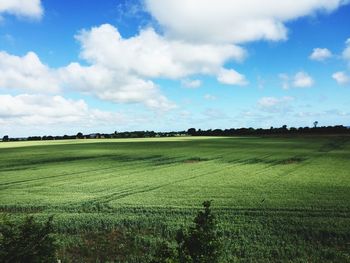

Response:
(0, 0), (350, 137)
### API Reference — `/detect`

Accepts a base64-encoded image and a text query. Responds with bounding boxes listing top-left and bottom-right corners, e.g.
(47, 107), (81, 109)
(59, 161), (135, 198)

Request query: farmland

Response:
(1, 136), (350, 262)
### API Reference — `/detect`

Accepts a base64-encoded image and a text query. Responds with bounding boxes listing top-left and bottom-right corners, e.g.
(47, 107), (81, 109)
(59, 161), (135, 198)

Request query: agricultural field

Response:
(0, 136), (350, 262)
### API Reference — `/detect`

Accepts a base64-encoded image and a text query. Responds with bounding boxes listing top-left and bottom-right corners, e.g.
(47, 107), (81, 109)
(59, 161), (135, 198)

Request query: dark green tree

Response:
(2, 135), (9, 142)
(76, 132), (84, 139)
(187, 128), (197, 136)
(0, 216), (57, 263)
(176, 201), (221, 263)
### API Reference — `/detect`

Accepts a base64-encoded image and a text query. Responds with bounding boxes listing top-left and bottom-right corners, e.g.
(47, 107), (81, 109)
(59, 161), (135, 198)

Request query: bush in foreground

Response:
(176, 201), (221, 263)
(0, 216), (57, 263)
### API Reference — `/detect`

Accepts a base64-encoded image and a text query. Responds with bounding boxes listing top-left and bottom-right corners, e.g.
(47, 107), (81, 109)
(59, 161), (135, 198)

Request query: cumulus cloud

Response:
(0, 94), (87, 120)
(332, 71), (349, 85)
(280, 71), (314, 89)
(217, 68), (248, 86)
(309, 48), (332, 61)
(0, 23), (249, 112)
(0, 94), (127, 134)
(61, 23), (248, 109)
(293, 71), (314, 88)
(76, 24), (246, 78)
(0, 0), (43, 19)
(59, 63), (176, 111)
(0, 49), (175, 111)
(145, 0), (348, 43)
(0, 51), (60, 93)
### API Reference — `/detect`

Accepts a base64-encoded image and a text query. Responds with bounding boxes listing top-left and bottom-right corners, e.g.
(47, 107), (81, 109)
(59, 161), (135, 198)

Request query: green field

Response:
(1, 136), (350, 262)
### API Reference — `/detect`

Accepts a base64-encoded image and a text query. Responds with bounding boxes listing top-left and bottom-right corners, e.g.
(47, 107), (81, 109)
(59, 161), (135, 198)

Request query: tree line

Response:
(1, 125), (349, 142)
(187, 124), (350, 136)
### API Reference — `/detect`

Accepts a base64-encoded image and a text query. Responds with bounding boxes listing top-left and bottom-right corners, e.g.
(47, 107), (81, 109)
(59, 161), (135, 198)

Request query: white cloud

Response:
(0, 94), (127, 134)
(0, 94), (87, 120)
(204, 94), (217, 100)
(293, 71), (314, 88)
(279, 72), (314, 89)
(61, 23), (248, 110)
(59, 63), (176, 111)
(182, 79), (202, 88)
(0, 51), (60, 93)
(309, 48), (332, 61)
(0, 23), (250, 112)
(332, 71), (350, 85)
(0, 0), (43, 19)
(258, 96), (294, 113)
(0, 50), (175, 111)
(217, 68), (248, 86)
(343, 38), (350, 62)
(0, 94), (191, 137)
(145, 0), (348, 43)
(76, 24), (246, 79)
(258, 96), (293, 107)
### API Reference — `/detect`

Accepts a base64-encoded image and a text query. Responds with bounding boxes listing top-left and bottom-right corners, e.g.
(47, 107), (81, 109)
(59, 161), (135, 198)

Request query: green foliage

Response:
(151, 202), (221, 263)
(176, 201), (221, 263)
(76, 132), (84, 139)
(0, 136), (349, 261)
(151, 241), (177, 263)
(60, 228), (150, 263)
(0, 216), (57, 263)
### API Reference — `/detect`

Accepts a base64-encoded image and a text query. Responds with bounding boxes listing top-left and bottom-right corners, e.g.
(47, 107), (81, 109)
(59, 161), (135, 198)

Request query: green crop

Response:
(0, 136), (349, 261)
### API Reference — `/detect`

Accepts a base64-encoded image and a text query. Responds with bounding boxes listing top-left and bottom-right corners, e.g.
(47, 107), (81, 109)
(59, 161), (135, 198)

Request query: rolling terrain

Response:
(1, 136), (349, 261)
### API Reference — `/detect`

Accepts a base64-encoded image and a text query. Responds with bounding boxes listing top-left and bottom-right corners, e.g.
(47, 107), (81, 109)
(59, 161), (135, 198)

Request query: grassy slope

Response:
(0, 136), (349, 261)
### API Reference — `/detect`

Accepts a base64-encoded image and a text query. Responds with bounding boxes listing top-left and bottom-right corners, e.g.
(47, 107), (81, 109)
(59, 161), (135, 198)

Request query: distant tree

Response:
(212, 129), (223, 136)
(76, 132), (84, 139)
(0, 216), (57, 263)
(313, 121), (318, 128)
(2, 135), (9, 142)
(28, 136), (41, 141)
(176, 201), (221, 263)
(187, 128), (197, 136)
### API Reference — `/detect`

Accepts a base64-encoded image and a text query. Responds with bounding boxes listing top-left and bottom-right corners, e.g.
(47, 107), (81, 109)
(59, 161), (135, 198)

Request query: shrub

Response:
(176, 201), (221, 263)
(0, 216), (57, 263)
(151, 241), (177, 263)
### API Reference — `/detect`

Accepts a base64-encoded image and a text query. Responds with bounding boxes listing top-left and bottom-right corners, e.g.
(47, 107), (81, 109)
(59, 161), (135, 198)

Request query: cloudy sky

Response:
(0, 0), (350, 137)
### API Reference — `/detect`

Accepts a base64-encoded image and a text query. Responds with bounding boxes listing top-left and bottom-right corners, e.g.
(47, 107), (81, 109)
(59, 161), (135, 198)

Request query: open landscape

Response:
(1, 136), (349, 261)
(1, 0), (350, 262)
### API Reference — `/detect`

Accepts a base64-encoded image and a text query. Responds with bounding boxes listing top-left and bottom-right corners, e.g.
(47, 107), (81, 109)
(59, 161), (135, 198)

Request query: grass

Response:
(0, 136), (349, 261)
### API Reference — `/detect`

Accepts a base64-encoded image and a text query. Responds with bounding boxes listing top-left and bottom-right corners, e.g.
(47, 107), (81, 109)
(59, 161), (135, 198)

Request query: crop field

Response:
(1, 136), (350, 262)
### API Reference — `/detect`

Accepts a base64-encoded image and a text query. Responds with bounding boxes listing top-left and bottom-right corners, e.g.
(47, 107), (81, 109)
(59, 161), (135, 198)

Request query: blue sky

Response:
(0, 0), (349, 137)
